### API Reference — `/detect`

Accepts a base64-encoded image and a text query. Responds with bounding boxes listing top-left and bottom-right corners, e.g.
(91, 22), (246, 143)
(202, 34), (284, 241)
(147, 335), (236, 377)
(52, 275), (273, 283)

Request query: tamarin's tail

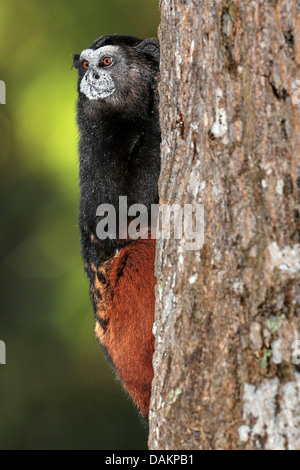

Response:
(92, 238), (156, 420)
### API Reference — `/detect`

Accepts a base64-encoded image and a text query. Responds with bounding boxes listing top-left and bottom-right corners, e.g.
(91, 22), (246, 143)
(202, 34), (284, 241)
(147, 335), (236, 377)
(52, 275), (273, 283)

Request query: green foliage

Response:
(0, 0), (159, 449)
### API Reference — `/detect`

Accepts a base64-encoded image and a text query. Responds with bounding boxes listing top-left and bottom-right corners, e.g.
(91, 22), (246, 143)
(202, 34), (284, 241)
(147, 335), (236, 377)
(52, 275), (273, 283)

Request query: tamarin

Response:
(73, 35), (160, 420)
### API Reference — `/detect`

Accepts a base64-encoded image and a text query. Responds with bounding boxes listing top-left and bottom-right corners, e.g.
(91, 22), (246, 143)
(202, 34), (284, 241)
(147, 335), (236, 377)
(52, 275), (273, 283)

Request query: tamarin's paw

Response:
(92, 238), (156, 420)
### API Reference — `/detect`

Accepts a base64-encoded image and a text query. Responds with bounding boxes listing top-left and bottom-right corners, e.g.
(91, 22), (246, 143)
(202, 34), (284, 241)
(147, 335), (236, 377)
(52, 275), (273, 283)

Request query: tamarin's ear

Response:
(136, 38), (160, 62)
(72, 54), (80, 69)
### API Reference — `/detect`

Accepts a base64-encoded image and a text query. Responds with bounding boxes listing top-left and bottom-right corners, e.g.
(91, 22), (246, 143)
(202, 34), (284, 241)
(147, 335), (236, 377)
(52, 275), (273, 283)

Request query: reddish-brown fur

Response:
(92, 238), (156, 419)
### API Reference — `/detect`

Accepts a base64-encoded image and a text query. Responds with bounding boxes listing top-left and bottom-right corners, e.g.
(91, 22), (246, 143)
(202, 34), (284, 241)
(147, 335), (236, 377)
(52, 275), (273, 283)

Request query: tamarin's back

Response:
(73, 35), (160, 420)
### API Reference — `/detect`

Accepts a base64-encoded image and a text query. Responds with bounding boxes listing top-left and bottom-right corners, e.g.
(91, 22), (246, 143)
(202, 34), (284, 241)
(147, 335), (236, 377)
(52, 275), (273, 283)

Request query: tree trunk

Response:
(149, 0), (300, 450)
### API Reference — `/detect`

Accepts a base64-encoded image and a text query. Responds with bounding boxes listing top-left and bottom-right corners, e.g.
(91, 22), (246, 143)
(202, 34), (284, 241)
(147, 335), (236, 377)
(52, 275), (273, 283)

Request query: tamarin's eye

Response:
(102, 57), (113, 66)
(82, 61), (89, 70)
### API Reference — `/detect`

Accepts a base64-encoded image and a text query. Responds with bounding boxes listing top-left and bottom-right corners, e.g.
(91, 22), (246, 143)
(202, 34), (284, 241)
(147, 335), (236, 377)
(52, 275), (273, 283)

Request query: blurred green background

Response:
(0, 0), (159, 450)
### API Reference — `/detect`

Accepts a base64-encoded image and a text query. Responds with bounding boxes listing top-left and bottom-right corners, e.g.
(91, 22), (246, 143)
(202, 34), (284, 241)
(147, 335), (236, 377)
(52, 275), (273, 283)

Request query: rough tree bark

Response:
(149, 0), (300, 450)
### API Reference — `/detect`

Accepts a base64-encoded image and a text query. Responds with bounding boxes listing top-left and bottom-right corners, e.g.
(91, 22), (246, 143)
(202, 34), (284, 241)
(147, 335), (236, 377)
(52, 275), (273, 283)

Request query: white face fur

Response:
(79, 46), (119, 100)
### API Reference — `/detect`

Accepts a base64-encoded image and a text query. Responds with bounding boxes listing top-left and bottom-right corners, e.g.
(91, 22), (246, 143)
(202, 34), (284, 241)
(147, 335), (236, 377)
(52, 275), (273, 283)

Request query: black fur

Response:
(73, 35), (161, 269)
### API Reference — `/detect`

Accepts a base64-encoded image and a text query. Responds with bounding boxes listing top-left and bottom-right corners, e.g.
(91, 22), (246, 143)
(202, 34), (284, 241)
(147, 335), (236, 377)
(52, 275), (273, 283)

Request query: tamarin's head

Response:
(73, 35), (160, 118)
